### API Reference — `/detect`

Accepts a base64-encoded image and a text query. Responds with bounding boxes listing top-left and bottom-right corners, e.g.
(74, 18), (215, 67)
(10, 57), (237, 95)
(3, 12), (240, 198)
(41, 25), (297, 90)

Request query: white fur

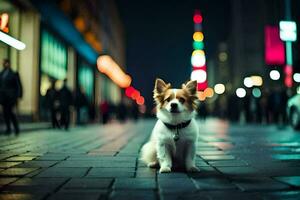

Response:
(140, 90), (199, 173)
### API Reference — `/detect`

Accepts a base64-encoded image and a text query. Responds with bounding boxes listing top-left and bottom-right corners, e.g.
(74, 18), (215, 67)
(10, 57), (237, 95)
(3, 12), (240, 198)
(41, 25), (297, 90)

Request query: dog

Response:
(140, 78), (199, 173)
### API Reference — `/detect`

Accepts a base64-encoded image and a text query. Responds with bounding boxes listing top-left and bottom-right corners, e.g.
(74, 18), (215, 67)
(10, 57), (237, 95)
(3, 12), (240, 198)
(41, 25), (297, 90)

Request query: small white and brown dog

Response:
(140, 78), (199, 173)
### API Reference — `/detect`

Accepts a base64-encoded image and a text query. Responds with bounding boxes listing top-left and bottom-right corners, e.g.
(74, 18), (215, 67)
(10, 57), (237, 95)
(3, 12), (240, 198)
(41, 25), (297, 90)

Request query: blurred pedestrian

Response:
(197, 101), (208, 121)
(99, 100), (109, 124)
(117, 99), (127, 122)
(45, 79), (60, 129)
(59, 79), (73, 130)
(130, 101), (139, 121)
(0, 59), (22, 135)
(74, 86), (88, 125)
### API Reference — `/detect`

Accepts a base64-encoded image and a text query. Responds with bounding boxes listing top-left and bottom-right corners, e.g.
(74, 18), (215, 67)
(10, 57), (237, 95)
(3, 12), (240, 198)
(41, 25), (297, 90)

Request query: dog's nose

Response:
(170, 103), (178, 109)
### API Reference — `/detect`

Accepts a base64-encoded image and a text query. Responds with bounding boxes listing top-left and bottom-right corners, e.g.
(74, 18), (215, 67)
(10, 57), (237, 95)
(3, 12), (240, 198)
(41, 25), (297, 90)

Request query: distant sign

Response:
(279, 21), (297, 42)
(265, 26), (285, 65)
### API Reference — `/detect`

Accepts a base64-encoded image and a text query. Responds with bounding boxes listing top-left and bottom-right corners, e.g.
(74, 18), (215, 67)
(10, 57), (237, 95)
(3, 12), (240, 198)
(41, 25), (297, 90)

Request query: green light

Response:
(193, 41), (204, 50)
(286, 42), (293, 65)
(252, 88), (261, 98)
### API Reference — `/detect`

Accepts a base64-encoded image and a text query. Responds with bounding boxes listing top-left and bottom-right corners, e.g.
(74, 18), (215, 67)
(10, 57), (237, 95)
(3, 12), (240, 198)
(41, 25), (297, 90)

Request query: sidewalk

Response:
(0, 122), (51, 134)
(0, 119), (300, 200)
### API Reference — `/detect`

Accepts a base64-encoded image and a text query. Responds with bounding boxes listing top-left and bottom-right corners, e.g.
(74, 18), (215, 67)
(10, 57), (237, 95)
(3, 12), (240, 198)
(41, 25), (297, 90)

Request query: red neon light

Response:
(264, 26), (285, 65)
(197, 82), (208, 91)
(284, 65), (293, 75)
(285, 76), (293, 88)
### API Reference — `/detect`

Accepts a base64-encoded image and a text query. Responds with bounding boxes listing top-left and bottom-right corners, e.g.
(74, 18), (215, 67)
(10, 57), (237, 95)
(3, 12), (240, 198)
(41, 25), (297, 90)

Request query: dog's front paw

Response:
(186, 166), (200, 172)
(159, 166), (171, 173)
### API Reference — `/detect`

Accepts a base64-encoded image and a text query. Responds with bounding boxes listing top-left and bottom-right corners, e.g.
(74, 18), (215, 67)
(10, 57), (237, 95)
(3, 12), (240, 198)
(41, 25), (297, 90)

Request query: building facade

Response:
(0, 0), (124, 121)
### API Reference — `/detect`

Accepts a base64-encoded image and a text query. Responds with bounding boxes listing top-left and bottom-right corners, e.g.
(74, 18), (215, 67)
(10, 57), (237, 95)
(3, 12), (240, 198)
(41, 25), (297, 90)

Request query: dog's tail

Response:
(140, 141), (157, 165)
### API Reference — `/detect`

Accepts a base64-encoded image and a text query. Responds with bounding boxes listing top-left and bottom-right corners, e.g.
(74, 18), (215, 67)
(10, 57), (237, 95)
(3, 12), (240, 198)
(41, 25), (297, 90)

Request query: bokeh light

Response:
(191, 53), (206, 67)
(251, 76), (263, 86)
(214, 84), (225, 94)
(243, 77), (253, 88)
(293, 73), (300, 82)
(204, 87), (214, 98)
(193, 32), (204, 42)
(270, 70), (280, 80)
(252, 88), (261, 98)
(191, 69), (207, 83)
(236, 88), (246, 98)
(97, 55), (132, 88)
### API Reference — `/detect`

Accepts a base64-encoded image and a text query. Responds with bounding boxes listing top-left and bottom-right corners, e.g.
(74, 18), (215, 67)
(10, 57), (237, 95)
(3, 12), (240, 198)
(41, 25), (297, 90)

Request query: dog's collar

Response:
(162, 120), (191, 141)
(162, 120), (191, 130)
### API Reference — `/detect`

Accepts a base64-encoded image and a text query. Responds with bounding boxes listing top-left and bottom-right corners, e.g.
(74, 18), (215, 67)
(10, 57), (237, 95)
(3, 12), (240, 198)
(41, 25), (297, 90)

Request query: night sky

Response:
(116, 0), (230, 108)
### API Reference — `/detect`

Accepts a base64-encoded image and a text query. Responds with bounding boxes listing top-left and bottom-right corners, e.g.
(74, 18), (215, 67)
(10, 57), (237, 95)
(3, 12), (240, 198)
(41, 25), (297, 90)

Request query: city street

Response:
(0, 119), (300, 200)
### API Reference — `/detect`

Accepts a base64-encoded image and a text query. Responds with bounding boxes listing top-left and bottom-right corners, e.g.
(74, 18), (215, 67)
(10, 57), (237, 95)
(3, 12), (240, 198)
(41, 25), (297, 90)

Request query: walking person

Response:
(59, 79), (73, 130)
(45, 79), (60, 129)
(0, 59), (22, 135)
(74, 87), (88, 125)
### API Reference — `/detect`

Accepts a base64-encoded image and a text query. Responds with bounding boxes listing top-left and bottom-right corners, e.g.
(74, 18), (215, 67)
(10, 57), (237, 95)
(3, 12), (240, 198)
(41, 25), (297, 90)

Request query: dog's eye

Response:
(165, 97), (171, 102)
(179, 97), (185, 103)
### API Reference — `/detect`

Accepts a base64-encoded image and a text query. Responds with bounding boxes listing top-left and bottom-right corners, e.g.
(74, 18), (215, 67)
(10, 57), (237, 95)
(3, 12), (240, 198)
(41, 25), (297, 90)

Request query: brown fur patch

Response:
(176, 89), (198, 111)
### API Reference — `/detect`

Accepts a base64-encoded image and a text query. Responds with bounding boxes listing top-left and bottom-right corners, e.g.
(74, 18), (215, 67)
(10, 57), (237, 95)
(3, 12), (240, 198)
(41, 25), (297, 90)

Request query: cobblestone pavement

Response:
(0, 119), (300, 200)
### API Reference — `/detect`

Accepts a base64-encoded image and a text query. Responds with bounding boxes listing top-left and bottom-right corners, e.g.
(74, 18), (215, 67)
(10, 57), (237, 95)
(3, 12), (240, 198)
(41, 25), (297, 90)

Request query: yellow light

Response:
(214, 84), (225, 94)
(193, 32), (204, 42)
(204, 87), (214, 98)
(192, 50), (205, 56)
(250, 76), (263, 86)
(97, 55), (132, 88)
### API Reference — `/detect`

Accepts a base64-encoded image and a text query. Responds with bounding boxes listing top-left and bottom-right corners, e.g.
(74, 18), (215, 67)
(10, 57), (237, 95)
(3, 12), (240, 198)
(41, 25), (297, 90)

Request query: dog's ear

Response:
(154, 78), (170, 94)
(182, 80), (197, 95)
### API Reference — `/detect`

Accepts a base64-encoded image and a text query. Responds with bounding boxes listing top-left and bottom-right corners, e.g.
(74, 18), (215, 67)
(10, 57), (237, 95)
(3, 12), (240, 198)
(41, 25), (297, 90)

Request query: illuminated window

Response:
(78, 60), (94, 101)
(40, 30), (67, 80)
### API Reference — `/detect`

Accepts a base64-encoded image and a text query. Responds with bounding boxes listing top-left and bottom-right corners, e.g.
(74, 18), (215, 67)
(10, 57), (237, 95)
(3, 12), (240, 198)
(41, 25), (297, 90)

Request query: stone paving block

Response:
(163, 190), (262, 200)
(216, 166), (258, 176)
(25, 169), (45, 178)
(158, 177), (197, 193)
(113, 178), (156, 189)
(232, 177), (290, 191)
(0, 177), (18, 186)
(47, 190), (105, 200)
(135, 168), (156, 178)
(196, 161), (210, 167)
(260, 191), (300, 200)
(0, 168), (38, 177)
(197, 151), (226, 155)
(5, 156), (37, 161)
(0, 154), (17, 160)
(0, 193), (45, 200)
(192, 177), (237, 190)
(208, 160), (248, 167)
(0, 162), (22, 169)
(54, 160), (136, 168)
(158, 172), (189, 179)
(201, 155), (235, 160)
(63, 178), (113, 189)
(15, 161), (59, 168)
(36, 167), (88, 178)
(110, 190), (157, 200)
(9, 177), (67, 186)
(35, 155), (68, 161)
(274, 176), (300, 187)
(87, 168), (135, 178)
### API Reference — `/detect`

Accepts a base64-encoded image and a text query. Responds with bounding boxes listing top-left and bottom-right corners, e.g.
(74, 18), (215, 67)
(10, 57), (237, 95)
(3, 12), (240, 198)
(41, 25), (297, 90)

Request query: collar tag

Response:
(173, 128), (180, 141)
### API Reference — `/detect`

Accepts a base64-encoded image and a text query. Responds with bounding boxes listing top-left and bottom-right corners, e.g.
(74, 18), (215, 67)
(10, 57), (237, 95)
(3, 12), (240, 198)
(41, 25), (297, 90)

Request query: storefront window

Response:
(78, 60), (94, 102)
(40, 29), (67, 96)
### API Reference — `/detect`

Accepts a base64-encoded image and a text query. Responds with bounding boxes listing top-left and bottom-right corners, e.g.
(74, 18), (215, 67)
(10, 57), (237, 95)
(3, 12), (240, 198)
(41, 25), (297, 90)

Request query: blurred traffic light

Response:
(190, 9), (207, 91)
